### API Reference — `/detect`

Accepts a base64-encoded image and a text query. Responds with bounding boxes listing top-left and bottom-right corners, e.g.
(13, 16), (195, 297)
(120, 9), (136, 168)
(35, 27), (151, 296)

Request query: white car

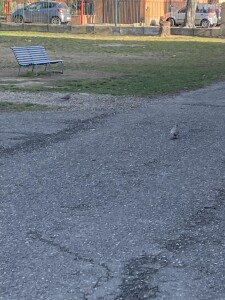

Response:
(165, 3), (218, 28)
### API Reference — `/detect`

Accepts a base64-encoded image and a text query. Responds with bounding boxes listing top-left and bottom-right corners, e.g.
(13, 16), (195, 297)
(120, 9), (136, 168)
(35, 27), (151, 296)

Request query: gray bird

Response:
(170, 124), (179, 139)
(61, 94), (71, 101)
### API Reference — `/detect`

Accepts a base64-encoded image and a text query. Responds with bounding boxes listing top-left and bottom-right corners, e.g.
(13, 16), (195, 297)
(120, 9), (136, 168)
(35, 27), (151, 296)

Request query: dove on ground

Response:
(170, 124), (179, 139)
(60, 94), (71, 101)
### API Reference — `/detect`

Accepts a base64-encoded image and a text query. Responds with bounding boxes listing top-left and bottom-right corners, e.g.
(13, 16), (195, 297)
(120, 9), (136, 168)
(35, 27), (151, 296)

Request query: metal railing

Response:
(0, 0), (218, 26)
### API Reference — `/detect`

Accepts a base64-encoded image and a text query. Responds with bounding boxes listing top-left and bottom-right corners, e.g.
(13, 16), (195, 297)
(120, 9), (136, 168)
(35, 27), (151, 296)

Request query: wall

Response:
(0, 21), (223, 37)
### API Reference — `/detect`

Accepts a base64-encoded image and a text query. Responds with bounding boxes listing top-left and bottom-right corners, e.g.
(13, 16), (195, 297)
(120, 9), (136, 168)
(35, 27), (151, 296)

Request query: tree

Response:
(183, 0), (197, 27)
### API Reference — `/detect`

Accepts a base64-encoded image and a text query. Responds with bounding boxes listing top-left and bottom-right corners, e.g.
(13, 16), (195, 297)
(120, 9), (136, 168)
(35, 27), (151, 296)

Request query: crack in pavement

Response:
(27, 229), (94, 263)
(27, 229), (113, 296)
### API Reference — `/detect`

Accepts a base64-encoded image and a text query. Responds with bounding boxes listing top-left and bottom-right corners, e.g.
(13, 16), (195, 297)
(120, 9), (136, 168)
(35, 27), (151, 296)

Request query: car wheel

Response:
(51, 17), (61, 25)
(201, 19), (210, 28)
(167, 18), (175, 27)
(14, 15), (23, 23)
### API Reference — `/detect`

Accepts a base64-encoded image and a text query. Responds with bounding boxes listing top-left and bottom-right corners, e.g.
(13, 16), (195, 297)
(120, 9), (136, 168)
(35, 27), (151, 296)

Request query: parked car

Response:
(11, 1), (71, 25)
(165, 3), (218, 28)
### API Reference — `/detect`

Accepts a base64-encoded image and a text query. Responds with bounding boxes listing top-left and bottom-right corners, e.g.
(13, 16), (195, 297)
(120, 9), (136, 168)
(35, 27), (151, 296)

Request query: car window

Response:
(26, 3), (37, 10)
(202, 7), (208, 13)
(196, 6), (203, 13)
(41, 2), (48, 9)
(41, 2), (56, 9)
(27, 2), (42, 10)
(178, 8), (186, 13)
(50, 3), (57, 8)
(196, 5), (209, 13)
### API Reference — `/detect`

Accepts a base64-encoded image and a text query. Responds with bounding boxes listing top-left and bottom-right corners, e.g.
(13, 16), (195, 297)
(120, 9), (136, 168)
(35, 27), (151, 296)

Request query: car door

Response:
(24, 2), (42, 23)
(23, 3), (35, 22)
(176, 7), (186, 25)
(195, 5), (205, 26)
(39, 2), (52, 23)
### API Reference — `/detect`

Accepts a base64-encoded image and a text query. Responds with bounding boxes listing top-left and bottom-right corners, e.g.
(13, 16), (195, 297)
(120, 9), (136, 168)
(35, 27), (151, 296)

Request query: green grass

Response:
(1, 31), (225, 96)
(0, 101), (51, 112)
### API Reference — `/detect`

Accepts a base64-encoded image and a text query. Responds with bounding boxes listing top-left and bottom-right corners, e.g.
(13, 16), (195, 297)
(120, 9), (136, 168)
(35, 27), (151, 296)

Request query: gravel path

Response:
(0, 91), (147, 110)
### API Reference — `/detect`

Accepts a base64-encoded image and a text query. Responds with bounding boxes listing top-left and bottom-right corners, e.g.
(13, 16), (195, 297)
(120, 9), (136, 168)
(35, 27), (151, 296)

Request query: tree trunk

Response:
(159, 16), (171, 37)
(184, 0), (197, 28)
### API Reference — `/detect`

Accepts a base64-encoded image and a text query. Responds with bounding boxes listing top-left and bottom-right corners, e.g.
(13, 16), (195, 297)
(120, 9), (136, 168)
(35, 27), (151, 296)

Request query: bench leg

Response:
(18, 65), (21, 75)
(32, 65), (39, 76)
(47, 63), (52, 74)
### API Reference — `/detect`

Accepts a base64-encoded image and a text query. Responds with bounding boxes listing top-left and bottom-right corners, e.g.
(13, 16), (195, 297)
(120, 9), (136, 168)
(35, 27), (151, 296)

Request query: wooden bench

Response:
(11, 45), (64, 76)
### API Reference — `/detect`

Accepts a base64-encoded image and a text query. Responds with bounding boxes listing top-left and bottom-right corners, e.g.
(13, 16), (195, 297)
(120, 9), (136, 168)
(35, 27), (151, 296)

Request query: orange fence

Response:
(0, 0), (218, 25)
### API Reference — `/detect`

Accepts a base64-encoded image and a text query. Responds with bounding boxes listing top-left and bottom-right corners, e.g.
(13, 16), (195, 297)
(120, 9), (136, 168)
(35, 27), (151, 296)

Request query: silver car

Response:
(165, 3), (218, 28)
(11, 1), (71, 25)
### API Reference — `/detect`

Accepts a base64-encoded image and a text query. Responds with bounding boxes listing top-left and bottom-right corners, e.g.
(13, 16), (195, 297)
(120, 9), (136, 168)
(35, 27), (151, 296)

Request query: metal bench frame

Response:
(11, 45), (64, 76)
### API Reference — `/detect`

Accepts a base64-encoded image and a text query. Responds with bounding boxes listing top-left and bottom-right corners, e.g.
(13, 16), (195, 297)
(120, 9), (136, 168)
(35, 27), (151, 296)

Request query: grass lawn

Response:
(1, 31), (225, 96)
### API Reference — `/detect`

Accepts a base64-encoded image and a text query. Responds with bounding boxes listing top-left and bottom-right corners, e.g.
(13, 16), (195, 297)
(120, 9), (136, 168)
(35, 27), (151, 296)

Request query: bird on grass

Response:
(170, 124), (179, 140)
(60, 94), (71, 101)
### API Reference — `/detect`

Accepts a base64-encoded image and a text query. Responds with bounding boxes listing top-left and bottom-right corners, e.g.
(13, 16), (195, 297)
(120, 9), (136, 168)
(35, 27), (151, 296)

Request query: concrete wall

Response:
(218, 2), (225, 37)
(0, 22), (223, 37)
